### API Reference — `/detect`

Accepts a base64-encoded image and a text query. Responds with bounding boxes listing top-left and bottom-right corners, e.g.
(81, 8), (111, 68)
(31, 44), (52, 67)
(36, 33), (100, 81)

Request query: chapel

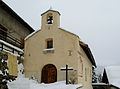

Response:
(24, 9), (96, 89)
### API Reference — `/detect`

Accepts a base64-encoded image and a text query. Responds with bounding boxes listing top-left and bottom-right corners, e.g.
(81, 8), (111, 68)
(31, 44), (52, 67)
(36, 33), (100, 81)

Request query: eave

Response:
(79, 41), (96, 67)
(0, 0), (34, 33)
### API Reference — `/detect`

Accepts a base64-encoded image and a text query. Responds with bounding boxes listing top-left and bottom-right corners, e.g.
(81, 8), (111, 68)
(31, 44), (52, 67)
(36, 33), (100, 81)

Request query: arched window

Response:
(47, 13), (53, 24)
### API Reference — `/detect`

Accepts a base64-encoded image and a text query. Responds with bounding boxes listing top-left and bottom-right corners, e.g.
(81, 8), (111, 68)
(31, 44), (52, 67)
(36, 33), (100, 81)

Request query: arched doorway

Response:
(41, 64), (57, 83)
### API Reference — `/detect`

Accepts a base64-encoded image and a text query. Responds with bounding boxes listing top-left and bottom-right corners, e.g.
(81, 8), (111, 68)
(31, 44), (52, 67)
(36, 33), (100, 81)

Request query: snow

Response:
(17, 63), (24, 78)
(0, 70), (2, 74)
(0, 59), (8, 75)
(7, 78), (35, 89)
(43, 48), (54, 53)
(2, 49), (20, 57)
(7, 63), (82, 89)
(105, 66), (120, 88)
(43, 48), (54, 51)
(92, 83), (108, 86)
(8, 78), (82, 89)
(31, 81), (82, 89)
(24, 27), (79, 40)
(0, 40), (23, 52)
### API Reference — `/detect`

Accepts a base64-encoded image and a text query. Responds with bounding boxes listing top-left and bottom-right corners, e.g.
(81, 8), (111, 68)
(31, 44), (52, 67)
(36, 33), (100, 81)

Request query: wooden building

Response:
(0, 0), (34, 76)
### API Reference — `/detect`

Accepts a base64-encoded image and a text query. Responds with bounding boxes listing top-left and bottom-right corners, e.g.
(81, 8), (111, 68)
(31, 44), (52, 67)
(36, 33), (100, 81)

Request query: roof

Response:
(103, 66), (120, 88)
(59, 28), (80, 38)
(25, 27), (80, 40)
(41, 9), (61, 16)
(79, 41), (96, 67)
(0, 0), (34, 33)
(0, 39), (23, 52)
(24, 29), (39, 40)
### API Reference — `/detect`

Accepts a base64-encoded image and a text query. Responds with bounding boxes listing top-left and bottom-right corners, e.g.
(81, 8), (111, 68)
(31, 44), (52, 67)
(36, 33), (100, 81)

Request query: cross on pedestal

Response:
(61, 64), (73, 84)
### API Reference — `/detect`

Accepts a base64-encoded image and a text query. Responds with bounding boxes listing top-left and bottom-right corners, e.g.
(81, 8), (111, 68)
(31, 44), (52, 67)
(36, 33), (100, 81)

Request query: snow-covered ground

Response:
(4, 55), (82, 89)
(7, 60), (82, 89)
(7, 78), (82, 89)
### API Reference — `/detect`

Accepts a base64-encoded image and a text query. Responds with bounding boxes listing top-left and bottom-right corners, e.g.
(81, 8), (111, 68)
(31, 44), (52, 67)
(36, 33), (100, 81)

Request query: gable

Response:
(104, 66), (120, 88)
(102, 69), (109, 83)
(41, 10), (61, 16)
(25, 27), (79, 41)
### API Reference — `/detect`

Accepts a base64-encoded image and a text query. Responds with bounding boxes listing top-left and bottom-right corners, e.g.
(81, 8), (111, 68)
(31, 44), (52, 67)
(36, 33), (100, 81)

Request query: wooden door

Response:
(41, 64), (57, 83)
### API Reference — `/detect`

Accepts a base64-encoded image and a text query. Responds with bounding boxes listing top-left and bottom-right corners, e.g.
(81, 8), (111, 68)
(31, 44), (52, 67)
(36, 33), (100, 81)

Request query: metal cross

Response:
(61, 64), (73, 84)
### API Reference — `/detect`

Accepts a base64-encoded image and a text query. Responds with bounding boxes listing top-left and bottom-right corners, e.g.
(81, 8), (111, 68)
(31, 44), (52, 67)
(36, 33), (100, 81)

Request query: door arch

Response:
(41, 64), (57, 83)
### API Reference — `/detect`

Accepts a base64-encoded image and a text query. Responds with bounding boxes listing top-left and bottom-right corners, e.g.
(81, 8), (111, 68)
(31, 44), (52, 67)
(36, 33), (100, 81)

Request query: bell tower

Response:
(41, 9), (60, 29)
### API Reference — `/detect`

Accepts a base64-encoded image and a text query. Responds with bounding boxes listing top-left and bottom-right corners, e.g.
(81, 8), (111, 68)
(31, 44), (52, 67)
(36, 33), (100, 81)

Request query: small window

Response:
(47, 40), (53, 49)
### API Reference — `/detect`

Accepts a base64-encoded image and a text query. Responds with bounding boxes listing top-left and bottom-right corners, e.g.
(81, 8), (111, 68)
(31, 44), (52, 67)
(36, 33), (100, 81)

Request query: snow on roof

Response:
(105, 66), (120, 88)
(59, 28), (79, 38)
(24, 27), (80, 40)
(24, 29), (40, 40)
(41, 9), (61, 16)
(0, 40), (23, 52)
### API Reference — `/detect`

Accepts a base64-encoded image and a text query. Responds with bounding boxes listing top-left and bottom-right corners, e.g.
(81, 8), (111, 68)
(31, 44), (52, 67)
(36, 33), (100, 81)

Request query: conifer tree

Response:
(92, 66), (97, 83)
(0, 53), (16, 89)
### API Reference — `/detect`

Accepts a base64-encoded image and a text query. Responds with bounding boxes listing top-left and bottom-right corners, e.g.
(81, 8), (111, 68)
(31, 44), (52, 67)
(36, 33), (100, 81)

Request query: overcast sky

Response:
(4, 0), (120, 66)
